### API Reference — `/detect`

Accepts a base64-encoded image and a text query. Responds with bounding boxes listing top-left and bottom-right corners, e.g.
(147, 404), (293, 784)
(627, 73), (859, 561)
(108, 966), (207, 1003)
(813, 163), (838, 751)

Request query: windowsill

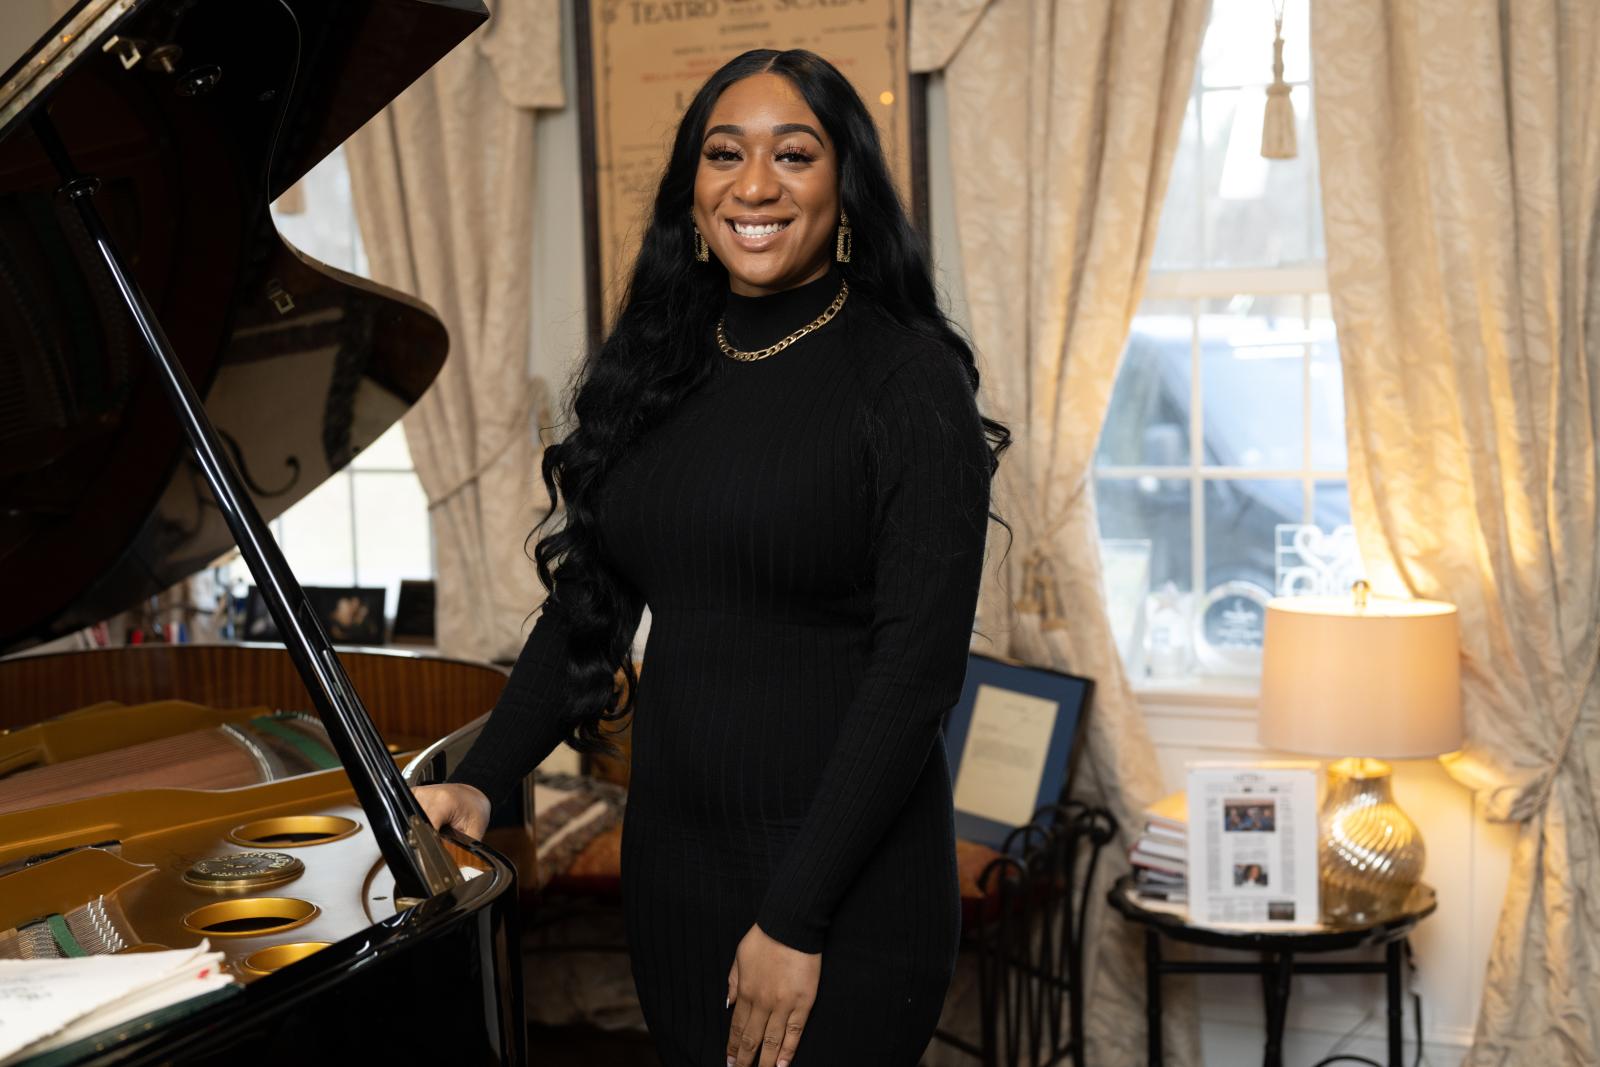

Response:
(1131, 672), (1262, 708)
(1132, 673), (1268, 755)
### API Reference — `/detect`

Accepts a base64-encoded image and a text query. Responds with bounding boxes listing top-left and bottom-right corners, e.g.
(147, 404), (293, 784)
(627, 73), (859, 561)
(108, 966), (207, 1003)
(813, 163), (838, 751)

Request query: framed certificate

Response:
(572, 0), (926, 342)
(943, 653), (1094, 851)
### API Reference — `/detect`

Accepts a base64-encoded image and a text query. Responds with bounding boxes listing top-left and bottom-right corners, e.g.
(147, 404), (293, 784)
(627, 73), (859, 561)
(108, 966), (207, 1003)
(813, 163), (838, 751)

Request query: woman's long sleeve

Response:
(448, 595), (641, 808)
(753, 349), (993, 954)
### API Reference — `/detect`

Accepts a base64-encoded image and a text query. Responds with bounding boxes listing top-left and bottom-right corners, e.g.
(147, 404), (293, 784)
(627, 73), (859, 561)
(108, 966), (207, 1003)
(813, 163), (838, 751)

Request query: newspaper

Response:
(1186, 761), (1320, 927)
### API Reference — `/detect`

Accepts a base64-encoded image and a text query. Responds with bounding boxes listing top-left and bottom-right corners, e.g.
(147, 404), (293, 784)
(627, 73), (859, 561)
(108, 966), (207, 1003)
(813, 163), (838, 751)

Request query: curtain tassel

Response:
(1015, 549), (1044, 614)
(1016, 548), (1068, 631)
(1260, 17), (1297, 160)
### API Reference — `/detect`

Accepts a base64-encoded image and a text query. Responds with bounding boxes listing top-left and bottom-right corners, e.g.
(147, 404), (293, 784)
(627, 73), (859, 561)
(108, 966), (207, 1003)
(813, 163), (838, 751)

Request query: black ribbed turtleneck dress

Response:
(449, 262), (993, 1066)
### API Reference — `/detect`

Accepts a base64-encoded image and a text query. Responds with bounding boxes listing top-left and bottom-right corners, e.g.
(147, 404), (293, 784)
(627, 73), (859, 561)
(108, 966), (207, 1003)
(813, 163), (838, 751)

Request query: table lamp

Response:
(1258, 581), (1462, 923)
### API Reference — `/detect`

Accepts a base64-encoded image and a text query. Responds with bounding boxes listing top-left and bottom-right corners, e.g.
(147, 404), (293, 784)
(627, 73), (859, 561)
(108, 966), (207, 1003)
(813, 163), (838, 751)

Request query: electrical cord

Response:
(1308, 941), (1426, 1067)
(1315, 1005), (1377, 1067)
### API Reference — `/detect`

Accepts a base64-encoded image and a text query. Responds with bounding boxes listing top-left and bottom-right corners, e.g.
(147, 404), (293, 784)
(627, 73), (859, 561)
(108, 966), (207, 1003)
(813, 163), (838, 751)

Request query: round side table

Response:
(1108, 876), (1438, 1067)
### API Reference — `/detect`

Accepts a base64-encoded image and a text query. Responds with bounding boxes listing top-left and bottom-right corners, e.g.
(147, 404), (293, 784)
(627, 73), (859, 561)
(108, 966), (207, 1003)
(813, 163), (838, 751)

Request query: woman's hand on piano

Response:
(413, 782), (492, 840)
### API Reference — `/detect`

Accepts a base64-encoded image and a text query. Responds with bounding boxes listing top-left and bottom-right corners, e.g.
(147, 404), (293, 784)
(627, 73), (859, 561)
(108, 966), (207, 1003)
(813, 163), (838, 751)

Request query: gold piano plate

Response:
(182, 896), (319, 938)
(229, 814), (360, 848)
(183, 851), (304, 892)
(242, 941), (332, 975)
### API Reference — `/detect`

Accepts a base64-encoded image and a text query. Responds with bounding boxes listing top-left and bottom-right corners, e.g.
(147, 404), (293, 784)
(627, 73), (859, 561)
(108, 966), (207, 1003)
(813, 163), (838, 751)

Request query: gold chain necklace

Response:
(716, 280), (849, 362)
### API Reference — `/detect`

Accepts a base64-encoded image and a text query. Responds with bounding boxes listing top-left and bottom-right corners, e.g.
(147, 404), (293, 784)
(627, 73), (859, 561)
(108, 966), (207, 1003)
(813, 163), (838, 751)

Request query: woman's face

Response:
(692, 72), (840, 297)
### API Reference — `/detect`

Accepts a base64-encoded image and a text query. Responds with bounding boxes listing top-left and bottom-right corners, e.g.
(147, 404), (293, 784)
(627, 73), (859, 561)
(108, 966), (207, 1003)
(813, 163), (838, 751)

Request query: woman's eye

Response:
(702, 146), (812, 164)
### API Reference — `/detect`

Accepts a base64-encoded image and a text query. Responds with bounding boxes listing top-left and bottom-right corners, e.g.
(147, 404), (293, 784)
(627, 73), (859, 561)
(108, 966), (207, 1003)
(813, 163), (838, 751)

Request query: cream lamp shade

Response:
(1258, 595), (1463, 758)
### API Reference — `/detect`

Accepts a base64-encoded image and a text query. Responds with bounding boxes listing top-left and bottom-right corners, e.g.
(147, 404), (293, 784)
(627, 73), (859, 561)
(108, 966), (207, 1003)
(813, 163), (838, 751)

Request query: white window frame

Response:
(1098, 4), (1343, 694)
(267, 440), (435, 601)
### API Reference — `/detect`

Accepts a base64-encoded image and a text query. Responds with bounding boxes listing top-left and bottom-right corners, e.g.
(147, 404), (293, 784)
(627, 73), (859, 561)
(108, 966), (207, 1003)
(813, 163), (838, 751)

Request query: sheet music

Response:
(0, 941), (232, 1064)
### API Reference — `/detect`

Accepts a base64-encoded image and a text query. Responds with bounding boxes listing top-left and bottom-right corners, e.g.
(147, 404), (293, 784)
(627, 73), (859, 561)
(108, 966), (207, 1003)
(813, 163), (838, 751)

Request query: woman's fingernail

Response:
(725, 997), (730, 1009)
(726, 1058), (735, 1067)
(778, 1060), (790, 1067)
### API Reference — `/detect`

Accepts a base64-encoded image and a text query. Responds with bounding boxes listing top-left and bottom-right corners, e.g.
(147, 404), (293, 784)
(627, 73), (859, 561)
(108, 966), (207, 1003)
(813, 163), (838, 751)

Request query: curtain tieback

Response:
(1016, 547), (1068, 631)
(1521, 651), (1600, 820)
(1011, 472), (1090, 631)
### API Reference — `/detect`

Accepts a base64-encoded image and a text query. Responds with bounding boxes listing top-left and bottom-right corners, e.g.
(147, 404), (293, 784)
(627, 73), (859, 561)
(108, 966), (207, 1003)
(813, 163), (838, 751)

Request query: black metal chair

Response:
(932, 800), (1118, 1067)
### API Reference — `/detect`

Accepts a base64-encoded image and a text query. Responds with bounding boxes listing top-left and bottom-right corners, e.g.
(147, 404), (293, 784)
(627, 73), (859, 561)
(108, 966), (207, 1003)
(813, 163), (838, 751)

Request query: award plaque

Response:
(1192, 580), (1271, 676)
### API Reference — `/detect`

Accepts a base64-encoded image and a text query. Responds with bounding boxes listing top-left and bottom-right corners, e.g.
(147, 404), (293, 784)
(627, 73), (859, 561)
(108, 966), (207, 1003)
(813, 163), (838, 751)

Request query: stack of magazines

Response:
(1129, 791), (1187, 903)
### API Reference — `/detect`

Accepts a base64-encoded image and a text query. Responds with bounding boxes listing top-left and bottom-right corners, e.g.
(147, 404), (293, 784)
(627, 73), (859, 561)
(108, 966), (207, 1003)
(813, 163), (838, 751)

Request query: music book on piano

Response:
(0, 942), (234, 1065)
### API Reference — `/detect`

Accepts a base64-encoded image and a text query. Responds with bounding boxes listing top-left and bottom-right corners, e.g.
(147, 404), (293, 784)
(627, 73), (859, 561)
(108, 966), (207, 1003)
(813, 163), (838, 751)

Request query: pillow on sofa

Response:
(532, 770), (627, 891)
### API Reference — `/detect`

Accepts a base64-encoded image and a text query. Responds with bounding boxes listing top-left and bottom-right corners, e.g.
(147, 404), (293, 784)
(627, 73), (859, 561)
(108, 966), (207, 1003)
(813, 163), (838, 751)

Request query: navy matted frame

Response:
(943, 652), (1095, 851)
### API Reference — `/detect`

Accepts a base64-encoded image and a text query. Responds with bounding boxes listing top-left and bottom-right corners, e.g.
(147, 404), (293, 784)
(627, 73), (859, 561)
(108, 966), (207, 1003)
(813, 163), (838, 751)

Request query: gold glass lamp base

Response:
(1320, 757), (1424, 924)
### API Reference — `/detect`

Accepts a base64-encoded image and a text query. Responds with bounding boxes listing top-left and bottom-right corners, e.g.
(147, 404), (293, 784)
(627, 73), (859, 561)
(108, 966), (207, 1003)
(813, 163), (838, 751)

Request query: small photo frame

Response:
(943, 653), (1093, 851)
(241, 586), (281, 642)
(390, 579), (437, 644)
(242, 586), (387, 645)
(304, 587), (387, 645)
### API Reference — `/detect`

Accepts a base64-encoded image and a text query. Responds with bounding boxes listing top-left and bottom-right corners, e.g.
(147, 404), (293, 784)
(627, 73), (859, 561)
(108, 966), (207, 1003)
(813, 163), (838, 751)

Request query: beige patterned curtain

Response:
(346, 0), (564, 661)
(1313, 1), (1600, 1060)
(912, 1), (1210, 1062)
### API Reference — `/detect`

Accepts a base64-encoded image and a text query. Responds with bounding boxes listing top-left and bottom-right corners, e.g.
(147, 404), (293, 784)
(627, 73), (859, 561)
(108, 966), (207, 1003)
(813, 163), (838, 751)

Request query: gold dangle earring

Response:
(835, 209), (852, 263)
(692, 223), (709, 263)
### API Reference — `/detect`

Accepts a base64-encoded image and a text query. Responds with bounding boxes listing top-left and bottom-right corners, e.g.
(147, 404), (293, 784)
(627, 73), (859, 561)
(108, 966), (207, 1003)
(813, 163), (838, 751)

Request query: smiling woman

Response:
(692, 74), (841, 297)
(413, 48), (1011, 1067)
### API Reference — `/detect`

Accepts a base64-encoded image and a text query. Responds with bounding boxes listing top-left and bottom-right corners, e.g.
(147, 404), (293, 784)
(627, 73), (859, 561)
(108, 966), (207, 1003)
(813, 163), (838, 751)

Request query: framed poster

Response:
(943, 653), (1094, 851)
(573, 0), (926, 342)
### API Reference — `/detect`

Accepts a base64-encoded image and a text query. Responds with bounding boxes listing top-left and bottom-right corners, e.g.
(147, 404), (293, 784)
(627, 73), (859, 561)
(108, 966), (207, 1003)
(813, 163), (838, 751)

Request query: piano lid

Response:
(0, 0), (487, 653)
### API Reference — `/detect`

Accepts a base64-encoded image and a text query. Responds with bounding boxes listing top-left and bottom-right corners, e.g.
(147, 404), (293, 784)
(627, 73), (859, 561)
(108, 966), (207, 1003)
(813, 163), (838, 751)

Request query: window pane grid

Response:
(1096, 289), (1347, 678)
(1302, 293), (1314, 524)
(1100, 466), (1337, 480)
(1146, 268), (1330, 299)
(1189, 295), (1205, 618)
(1198, 79), (1310, 92)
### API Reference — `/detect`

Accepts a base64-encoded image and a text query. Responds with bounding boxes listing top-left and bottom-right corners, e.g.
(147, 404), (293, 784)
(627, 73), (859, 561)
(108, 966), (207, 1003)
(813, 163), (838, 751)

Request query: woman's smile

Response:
(727, 215), (793, 250)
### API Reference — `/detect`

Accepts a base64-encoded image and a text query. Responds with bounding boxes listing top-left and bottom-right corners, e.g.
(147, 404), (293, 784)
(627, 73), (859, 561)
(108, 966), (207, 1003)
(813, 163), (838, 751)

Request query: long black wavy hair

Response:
(533, 48), (1011, 757)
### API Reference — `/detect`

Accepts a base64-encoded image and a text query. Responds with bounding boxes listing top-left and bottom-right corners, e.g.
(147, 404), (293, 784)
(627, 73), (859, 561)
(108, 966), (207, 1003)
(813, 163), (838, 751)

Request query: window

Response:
(1095, 0), (1346, 681)
(239, 148), (435, 622)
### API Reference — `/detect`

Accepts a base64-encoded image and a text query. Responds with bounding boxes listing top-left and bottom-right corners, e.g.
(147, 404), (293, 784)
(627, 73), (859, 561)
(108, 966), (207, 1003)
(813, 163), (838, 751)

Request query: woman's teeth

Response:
(732, 221), (789, 237)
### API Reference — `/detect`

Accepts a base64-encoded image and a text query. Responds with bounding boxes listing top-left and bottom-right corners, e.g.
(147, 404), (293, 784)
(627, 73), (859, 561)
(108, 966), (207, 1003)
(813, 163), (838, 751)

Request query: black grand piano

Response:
(0, 0), (528, 1062)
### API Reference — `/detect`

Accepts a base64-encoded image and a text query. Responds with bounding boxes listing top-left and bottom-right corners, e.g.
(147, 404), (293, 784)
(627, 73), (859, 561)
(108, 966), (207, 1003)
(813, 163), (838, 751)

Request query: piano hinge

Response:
(99, 34), (140, 70)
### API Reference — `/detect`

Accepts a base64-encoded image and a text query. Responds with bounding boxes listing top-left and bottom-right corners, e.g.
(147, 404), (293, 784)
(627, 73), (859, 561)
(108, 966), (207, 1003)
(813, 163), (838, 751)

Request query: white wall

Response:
(528, 1), (593, 415)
